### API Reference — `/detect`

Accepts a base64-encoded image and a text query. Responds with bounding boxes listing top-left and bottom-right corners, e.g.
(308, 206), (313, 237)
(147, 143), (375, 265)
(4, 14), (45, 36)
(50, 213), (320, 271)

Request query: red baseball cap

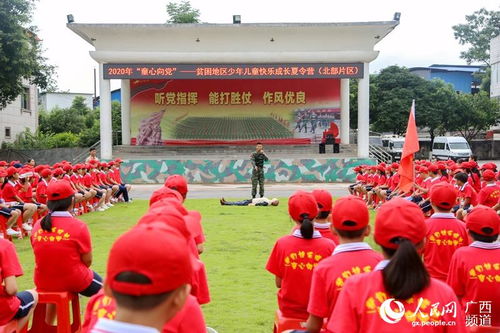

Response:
(0, 161), (7, 167)
(138, 206), (191, 240)
(150, 197), (188, 216)
(429, 182), (457, 209)
(34, 165), (44, 173)
(428, 164), (439, 173)
(115, 158), (123, 163)
(62, 164), (73, 172)
(89, 159), (99, 165)
(331, 195), (369, 231)
(47, 180), (75, 201)
(0, 169), (7, 177)
(40, 169), (52, 178)
(288, 190), (318, 222)
(419, 167), (428, 174)
(311, 189), (332, 213)
(53, 168), (64, 177)
(481, 163), (497, 170)
(164, 175), (188, 198)
(465, 206), (500, 236)
(107, 223), (192, 296)
(149, 186), (183, 206)
(374, 198), (426, 249)
(6, 167), (18, 177)
(482, 170), (496, 181)
(391, 162), (399, 169)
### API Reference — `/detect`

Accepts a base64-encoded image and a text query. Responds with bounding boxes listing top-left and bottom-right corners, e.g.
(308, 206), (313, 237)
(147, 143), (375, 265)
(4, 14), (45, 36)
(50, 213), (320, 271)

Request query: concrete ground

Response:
(130, 183), (351, 200)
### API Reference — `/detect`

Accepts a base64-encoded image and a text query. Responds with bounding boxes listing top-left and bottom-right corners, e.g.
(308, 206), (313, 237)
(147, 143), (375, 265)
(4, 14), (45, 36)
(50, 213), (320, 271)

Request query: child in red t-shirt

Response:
(306, 196), (382, 333)
(454, 172), (478, 220)
(31, 181), (102, 322)
(266, 191), (336, 320)
(311, 189), (338, 244)
(0, 238), (38, 330)
(327, 199), (467, 333)
(477, 170), (500, 208)
(423, 182), (468, 282)
(447, 206), (500, 328)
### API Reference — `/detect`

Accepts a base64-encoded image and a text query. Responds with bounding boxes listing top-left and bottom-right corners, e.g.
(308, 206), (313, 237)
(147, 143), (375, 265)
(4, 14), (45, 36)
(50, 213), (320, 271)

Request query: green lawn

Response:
(13, 199), (378, 332)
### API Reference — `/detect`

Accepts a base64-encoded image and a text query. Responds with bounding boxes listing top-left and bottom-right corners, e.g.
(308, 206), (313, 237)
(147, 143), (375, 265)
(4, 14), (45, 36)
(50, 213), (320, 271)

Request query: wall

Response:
(40, 93), (93, 111)
(120, 157), (376, 184)
(430, 71), (472, 93)
(0, 82), (38, 144)
(0, 147), (88, 165)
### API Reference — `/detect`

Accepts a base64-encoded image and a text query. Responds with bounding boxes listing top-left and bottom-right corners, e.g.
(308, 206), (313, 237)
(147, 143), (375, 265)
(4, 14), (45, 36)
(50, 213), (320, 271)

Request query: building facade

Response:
(410, 64), (484, 94)
(39, 92), (93, 111)
(491, 35), (500, 100)
(0, 81), (38, 145)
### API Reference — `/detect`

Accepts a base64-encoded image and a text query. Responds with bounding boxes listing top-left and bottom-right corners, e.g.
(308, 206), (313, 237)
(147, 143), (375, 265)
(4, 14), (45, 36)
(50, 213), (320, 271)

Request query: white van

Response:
(432, 136), (472, 161)
(387, 137), (405, 161)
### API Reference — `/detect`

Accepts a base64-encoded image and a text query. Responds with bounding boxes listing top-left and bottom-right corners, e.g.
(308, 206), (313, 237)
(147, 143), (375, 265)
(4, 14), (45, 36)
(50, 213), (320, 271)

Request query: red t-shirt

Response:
(376, 175), (386, 186)
(423, 213), (469, 281)
(36, 179), (49, 204)
(0, 239), (23, 325)
(98, 172), (108, 185)
(82, 291), (206, 333)
(327, 269), (467, 333)
(191, 257), (210, 305)
(31, 212), (93, 292)
(83, 174), (93, 188)
(91, 172), (101, 186)
(447, 243), (500, 327)
(390, 174), (400, 191)
(420, 177), (433, 199)
(17, 183), (33, 203)
(457, 183), (478, 206)
(266, 232), (336, 319)
(468, 174), (482, 193)
(113, 168), (122, 184)
(1, 181), (19, 203)
(477, 184), (500, 208)
(186, 210), (205, 245)
(308, 244), (382, 320)
(356, 174), (365, 183)
(313, 222), (339, 244)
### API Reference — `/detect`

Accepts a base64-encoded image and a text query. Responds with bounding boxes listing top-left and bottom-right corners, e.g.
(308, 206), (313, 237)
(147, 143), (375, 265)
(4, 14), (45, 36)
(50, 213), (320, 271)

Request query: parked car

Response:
(432, 136), (472, 161)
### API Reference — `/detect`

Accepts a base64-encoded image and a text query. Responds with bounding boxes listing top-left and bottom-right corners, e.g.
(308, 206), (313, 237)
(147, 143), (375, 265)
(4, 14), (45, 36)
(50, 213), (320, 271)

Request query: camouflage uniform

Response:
(251, 152), (268, 198)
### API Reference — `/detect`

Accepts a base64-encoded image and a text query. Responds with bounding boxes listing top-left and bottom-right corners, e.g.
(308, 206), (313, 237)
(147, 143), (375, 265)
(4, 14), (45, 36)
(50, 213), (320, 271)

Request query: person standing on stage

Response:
(251, 143), (268, 198)
(85, 148), (99, 164)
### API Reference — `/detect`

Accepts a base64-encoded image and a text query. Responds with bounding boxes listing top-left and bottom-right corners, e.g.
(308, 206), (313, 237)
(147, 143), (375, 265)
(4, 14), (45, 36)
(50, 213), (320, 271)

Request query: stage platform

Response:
(114, 144), (376, 184)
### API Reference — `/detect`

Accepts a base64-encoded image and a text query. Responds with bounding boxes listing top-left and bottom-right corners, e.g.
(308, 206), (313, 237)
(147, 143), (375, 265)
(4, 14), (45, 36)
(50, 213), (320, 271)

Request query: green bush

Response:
(47, 132), (80, 148)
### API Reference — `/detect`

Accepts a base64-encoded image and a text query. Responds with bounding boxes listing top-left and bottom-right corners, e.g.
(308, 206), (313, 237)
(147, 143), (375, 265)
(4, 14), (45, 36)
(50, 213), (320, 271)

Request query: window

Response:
(5, 127), (11, 139)
(21, 87), (30, 110)
(449, 142), (469, 150)
(433, 142), (445, 150)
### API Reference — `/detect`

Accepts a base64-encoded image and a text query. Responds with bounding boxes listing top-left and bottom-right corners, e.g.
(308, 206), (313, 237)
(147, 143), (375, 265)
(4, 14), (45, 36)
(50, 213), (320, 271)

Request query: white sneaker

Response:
(107, 203), (114, 207)
(7, 228), (21, 237)
(22, 223), (32, 231)
(96, 207), (106, 212)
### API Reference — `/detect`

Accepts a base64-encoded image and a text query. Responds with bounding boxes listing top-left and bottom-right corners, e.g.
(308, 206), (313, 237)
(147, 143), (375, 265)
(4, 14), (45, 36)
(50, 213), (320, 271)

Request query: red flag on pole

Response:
(397, 100), (419, 193)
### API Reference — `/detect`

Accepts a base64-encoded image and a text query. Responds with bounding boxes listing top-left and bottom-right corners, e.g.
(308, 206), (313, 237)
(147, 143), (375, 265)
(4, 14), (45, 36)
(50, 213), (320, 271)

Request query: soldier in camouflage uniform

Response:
(251, 143), (269, 198)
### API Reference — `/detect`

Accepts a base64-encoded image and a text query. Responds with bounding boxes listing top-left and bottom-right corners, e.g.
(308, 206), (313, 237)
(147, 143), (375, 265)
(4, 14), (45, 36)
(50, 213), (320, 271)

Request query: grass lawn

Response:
(13, 198), (378, 332)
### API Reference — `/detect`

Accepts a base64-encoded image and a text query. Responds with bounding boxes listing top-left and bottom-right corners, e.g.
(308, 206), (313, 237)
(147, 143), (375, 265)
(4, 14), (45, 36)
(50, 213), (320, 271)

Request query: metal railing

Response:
(369, 144), (393, 163)
(71, 140), (101, 164)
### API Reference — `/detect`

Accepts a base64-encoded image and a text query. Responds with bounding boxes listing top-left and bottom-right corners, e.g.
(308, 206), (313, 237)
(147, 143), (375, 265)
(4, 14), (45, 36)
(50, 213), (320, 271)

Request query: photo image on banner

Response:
(129, 79), (340, 145)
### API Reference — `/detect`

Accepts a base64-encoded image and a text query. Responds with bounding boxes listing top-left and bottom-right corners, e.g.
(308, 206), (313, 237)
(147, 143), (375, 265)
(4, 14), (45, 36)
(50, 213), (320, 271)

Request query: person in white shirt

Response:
(220, 197), (279, 206)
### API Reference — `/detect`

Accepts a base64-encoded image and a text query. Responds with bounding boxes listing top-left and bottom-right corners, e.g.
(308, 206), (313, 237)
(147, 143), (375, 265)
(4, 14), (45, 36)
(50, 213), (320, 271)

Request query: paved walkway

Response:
(130, 183), (351, 200)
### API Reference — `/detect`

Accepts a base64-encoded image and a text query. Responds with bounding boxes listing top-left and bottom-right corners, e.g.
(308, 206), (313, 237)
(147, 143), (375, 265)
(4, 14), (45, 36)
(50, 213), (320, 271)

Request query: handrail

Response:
(369, 145), (393, 163)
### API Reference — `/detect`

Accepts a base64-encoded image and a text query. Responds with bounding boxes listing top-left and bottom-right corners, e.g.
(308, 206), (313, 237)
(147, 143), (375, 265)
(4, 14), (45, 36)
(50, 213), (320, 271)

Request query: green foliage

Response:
(48, 132), (80, 148)
(36, 97), (123, 147)
(166, 0), (200, 23)
(2, 128), (80, 149)
(452, 8), (500, 65)
(0, 0), (56, 108)
(451, 92), (500, 141)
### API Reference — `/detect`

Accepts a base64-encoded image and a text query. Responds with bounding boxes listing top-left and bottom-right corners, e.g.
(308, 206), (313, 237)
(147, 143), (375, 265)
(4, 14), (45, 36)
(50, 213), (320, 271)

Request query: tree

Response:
(369, 66), (429, 135)
(39, 97), (90, 135)
(166, 1), (200, 23)
(452, 8), (500, 65)
(0, 0), (56, 107)
(450, 92), (500, 141)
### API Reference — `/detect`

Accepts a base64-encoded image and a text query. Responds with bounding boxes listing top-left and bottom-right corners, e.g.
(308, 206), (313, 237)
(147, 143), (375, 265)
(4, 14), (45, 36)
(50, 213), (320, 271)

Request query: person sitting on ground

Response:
(220, 197), (279, 206)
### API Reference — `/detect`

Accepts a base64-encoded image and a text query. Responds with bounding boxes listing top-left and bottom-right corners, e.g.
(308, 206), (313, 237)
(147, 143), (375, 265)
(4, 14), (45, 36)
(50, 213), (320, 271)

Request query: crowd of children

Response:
(1, 155), (499, 332)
